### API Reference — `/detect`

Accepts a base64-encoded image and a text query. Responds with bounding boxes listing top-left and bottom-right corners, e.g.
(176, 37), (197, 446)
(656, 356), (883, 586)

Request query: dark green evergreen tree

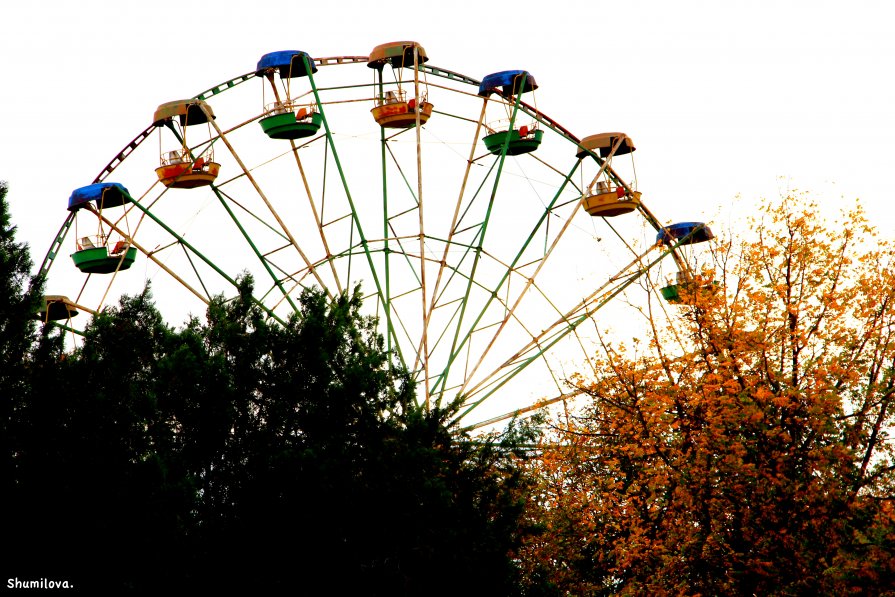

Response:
(0, 180), (42, 430)
(3, 191), (541, 595)
(1, 180), (56, 584)
(190, 282), (538, 595)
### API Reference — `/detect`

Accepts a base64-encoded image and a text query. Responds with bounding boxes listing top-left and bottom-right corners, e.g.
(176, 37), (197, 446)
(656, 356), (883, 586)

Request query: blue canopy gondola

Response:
(67, 182), (130, 211)
(255, 50), (317, 78)
(68, 183), (138, 274)
(656, 222), (714, 246)
(256, 50), (323, 139)
(478, 70), (538, 98)
(478, 70), (543, 156)
(656, 222), (717, 303)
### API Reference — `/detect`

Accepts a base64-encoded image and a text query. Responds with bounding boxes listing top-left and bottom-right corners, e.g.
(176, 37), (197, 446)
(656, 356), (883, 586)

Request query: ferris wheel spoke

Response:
(205, 185), (298, 312)
(463, 388), (586, 432)
(91, 206), (211, 306)
(180, 243), (214, 300)
(212, 188), (289, 243)
(289, 139), (343, 295)
(121, 190), (284, 323)
(307, 65), (397, 350)
(435, 157), (582, 399)
(458, 239), (680, 417)
(437, 142), (517, 395)
(407, 47), (433, 404)
(379, 124), (395, 358)
(418, 99), (488, 379)
(383, 143), (422, 205)
(202, 104), (330, 304)
(262, 62), (342, 304)
(386, 293), (422, 363)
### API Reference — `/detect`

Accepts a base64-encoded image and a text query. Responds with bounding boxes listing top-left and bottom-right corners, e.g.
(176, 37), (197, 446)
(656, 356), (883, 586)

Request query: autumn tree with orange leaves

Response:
(521, 195), (895, 596)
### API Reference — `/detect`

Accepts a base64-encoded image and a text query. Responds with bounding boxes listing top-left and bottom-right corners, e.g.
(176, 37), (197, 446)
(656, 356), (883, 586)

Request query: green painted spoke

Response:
(122, 190), (285, 325)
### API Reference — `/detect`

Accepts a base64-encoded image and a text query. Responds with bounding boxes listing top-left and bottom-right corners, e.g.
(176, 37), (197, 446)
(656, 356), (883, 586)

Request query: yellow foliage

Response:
(519, 193), (895, 595)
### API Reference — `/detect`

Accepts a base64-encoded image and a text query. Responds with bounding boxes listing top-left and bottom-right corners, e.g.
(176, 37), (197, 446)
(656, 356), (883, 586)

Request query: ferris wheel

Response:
(37, 42), (715, 428)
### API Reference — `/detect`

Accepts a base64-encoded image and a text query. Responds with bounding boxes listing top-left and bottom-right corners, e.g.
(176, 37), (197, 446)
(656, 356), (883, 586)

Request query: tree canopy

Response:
(0, 180), (42, 419)
(521, 195), (895, 595)
(2, 182), (539, 594)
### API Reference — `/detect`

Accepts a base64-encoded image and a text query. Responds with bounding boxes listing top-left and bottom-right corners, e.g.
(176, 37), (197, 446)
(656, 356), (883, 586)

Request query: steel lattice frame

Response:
(40, 52), (691, 428)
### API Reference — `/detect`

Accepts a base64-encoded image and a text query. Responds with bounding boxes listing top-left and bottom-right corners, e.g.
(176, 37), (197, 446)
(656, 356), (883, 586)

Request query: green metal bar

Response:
(454, 159), (499, 232)
(216, 187), (290, 242)
(164, 121), (299, 313)
(380, 143), (427, 292)
(460, 159), (580, 318)
(305, 55), (403, 365)
(120, 190), (285, 325)
(417, 234), (484, 254)
(321, 241), (368, 261)
(422, 224), (490, 394)
(182, 244), (212, 299)
(457, 257), (660, 420)
(47, 321), (85, 336)
(384, 142), (421, 209)
(385, 235), (423, 287)
(208, 184), (299, 313)
(435, 73), (537, 395)
(414, 107), (497, 391)
(438, 180), (503, 392)
(456, 232), (700, 420)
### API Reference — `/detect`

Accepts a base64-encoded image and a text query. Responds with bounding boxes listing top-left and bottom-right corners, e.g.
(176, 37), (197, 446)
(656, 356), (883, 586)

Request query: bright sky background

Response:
(2, 0), (893, 423)
(3, 0), (893, 250)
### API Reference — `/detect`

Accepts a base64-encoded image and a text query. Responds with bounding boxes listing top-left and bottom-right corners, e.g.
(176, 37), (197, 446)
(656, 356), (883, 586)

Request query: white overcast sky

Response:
(2, 0), (893, 262)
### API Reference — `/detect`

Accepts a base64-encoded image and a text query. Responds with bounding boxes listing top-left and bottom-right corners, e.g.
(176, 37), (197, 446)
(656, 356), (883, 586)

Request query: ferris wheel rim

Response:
(38, 47), (695, 428)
